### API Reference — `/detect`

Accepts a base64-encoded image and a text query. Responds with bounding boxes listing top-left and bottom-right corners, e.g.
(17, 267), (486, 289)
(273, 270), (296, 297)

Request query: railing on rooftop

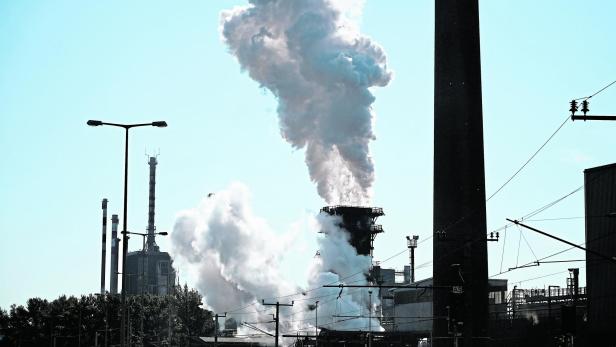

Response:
(511, 287), (587, 305)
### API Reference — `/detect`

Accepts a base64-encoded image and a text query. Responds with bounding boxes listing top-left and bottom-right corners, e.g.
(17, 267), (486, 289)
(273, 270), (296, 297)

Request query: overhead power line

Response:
(486, 115), (570, 202)
(488, 79), (615, 203)
(573, 80), (616, 101)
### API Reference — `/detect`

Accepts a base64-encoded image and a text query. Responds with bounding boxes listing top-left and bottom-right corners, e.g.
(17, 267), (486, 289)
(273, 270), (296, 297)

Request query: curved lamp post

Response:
(87, 120), (167, 347)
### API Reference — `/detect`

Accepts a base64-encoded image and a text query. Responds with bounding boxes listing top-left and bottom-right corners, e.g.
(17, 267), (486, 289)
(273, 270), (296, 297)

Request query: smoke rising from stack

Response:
(171, 183), (381, 332)
(221, 0), (391, 205)
(307, 212), (382, 330)
(171, 0), (389, 336)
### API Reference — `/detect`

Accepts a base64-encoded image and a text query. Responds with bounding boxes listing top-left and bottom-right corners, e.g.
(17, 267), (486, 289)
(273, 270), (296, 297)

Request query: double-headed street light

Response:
(125, 231), (168, 252)
(87, 120), (167, 347)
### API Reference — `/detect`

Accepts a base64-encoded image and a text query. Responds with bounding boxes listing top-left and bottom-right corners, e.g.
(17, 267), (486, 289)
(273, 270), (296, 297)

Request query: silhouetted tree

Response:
(0, 286), (213, 347)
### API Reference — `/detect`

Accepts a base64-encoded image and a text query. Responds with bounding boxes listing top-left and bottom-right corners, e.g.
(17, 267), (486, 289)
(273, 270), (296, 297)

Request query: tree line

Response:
(0, 285), (215, 347)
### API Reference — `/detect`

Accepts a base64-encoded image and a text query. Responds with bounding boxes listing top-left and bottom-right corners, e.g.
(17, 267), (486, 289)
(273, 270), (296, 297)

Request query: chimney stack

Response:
(146, 156), (159, 252)
(100, 198), (108, 294)
(110, 214), (119, 294)
(433, 0), (489, 345)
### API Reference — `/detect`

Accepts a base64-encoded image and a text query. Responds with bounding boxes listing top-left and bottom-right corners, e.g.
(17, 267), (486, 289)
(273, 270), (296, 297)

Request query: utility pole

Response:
(214, 312), (227, 347)
(314, 301), (319, 347)
(512, 286), (517, 320)
(262, 300), (294, 347)
(78, 304), (82, 347)
(368, 290), (372, 347)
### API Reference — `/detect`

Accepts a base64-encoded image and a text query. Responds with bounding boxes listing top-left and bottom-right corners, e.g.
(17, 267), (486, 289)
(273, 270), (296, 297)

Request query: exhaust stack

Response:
(145, 156), (159, 252)
(433, 0), (489, 345)
(100, 199), (108, 294)
(110, 214), (119, 294)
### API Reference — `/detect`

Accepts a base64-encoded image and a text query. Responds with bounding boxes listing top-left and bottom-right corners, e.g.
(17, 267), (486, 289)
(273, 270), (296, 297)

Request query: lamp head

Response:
(152, 121), (168, 127)
(87, 120), (103, 126)
(158, 232), (168, 236)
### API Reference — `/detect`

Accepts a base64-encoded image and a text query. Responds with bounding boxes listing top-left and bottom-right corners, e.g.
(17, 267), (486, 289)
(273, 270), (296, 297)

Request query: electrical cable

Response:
(486, 115), (570, 202)
(412, 181), (589, 275)
(489, 227), (616, 278)
(515, 225), (523, 268)
(520, 227), (539, 264)
(573, 80), (616, 101)
(499, 226), (507, 273)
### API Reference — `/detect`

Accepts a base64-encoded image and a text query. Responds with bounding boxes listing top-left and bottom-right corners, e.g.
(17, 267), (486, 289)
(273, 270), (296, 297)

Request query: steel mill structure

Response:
(320, 205), (384, 258)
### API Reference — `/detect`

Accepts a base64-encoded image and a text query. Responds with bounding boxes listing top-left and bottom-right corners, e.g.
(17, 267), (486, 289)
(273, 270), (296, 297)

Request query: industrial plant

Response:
(195, 0), (616, 346)
(99, 156), (176, 297)
(90, 1), (614, 346)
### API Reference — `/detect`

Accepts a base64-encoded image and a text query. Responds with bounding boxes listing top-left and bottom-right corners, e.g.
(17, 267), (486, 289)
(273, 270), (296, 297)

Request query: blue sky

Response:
(1, 0), (615, 309)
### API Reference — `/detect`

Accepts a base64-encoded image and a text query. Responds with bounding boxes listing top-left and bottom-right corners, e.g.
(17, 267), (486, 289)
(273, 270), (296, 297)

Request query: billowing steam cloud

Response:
(171, 183), (382, 333)
(171, 0), (390, 339)
(221, 0), (392, 205)
(306, 213), (382, 331)
(171, 183), (298, 312)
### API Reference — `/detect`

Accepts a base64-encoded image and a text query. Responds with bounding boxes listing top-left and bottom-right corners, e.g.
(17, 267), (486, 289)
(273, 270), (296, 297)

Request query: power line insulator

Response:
(569, 100), (578, 116)
(581, 100), (590, 115)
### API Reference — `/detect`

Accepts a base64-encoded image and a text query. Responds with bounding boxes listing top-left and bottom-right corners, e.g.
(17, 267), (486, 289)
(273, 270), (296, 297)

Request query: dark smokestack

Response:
(146, 156), (159, 252)
(100, 199), (108, 294)
(433, 0), (489, 345)
(320, 206), (384, 258)
(110, 214), (119, 294)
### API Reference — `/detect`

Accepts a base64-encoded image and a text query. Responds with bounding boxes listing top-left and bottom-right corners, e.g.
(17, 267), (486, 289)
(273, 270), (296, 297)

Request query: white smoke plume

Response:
(171, 183), (299, 313)
(171, 184), (382, 335)
(304, 213), (383, 331)
(221, 0), (392, 205)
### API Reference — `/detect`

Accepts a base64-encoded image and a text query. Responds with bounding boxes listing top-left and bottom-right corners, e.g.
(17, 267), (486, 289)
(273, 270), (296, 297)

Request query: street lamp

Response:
(87, 120), (167, 347)
(125, 231), (168, 251)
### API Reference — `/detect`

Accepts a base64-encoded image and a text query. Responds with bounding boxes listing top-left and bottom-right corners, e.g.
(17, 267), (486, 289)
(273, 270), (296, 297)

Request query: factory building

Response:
(376, 277), (508, 335)
(125, 249), (175, 295)
(583, 163), (616, 345)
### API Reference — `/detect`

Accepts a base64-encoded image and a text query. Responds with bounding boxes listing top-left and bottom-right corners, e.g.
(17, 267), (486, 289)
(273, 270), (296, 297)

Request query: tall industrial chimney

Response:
(433, 0), (489, 346)
(145, 156), (159, 252)
(100, 198), (108, 294)
(110, 214), (120, 294)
